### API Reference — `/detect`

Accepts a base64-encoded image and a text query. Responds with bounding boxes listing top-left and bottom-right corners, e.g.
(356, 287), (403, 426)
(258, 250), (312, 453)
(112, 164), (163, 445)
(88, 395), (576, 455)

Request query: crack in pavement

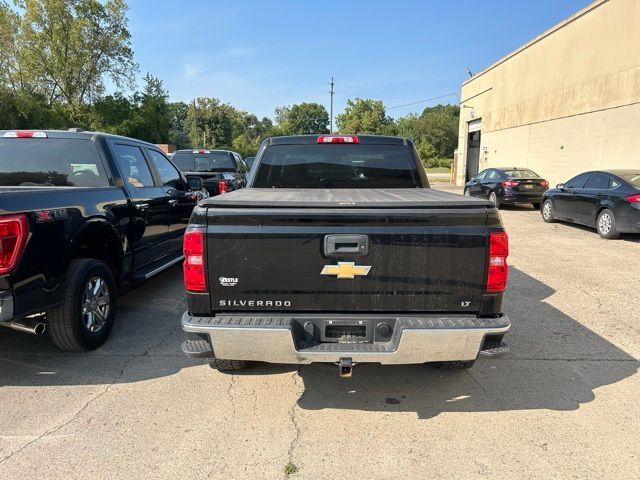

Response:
(0, 355), (136, 465)
(284, 367), (302, 479)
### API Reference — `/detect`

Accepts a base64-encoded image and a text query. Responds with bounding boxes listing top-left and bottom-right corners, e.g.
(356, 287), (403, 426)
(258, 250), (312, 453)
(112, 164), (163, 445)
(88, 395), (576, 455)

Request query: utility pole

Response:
(329, 77), (335, 133)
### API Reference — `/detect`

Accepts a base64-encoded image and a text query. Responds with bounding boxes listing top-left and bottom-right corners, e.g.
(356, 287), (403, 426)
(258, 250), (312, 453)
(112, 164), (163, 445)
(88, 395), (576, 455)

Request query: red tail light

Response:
(0, 214), (29, 275)
(501, 180), (519, 188)
(183, 227), (206, 292)
(625, 194), (640, 203)
(218, 179), (229, 194)
(486, 231), (509, 293)
(317, 135), (359, 144)
(540, 180), (549, 187)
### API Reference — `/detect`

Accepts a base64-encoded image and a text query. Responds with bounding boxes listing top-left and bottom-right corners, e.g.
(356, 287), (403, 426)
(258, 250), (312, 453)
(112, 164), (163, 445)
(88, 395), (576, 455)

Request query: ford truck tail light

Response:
(625, 194), (640, 203)
(218, 179), (229, 194)
(501, 180), (519, 188)
(183, 227), (206, 292)
(486, 231), (509, 293)
(0, 214), (29, 275)
(317, 135), (359, 144)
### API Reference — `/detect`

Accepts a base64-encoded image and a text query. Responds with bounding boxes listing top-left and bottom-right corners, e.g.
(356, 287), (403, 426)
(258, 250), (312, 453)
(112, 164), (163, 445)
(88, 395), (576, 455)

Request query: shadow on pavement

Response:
(1, 265), (637, 421)
(295, 267), (638, 418)
(0, 265), (193, 386)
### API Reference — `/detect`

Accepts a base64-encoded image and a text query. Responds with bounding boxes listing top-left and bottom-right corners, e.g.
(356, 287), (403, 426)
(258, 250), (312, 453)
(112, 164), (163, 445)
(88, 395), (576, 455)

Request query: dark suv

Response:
(171, 149), (248, 195)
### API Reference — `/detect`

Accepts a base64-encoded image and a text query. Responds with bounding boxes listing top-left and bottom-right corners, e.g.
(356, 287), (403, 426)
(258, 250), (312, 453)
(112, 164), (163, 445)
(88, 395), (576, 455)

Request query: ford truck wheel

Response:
(48, 259), (117, 351)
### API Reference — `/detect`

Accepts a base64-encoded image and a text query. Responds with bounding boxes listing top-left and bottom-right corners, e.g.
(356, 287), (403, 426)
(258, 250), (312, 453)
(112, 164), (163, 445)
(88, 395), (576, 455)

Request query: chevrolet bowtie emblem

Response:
(321, 262), (371, 279)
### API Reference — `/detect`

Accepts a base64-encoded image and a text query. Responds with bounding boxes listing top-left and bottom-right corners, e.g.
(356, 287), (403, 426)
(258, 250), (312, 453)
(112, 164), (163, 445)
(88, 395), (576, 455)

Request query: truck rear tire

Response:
(48, 259), (117, 351)
(208, 358), (247, 371)
(433, 360), (475, 370)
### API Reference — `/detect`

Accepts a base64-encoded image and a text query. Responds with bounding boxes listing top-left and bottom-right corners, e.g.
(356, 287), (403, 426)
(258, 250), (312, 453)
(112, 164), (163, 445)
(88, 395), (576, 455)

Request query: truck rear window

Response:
(172, 152), (236, 172)
(0, 138), (109, 187)
(252, 144), (420, 188)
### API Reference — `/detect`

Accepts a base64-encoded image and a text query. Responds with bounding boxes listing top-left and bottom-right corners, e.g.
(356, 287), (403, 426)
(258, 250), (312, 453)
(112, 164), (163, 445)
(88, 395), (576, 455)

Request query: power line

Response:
(387, 93), (459, 110)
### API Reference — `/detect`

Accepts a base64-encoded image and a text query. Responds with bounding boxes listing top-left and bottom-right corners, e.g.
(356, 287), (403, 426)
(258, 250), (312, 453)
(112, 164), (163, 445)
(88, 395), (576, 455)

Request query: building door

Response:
(466, 130), (481, 182)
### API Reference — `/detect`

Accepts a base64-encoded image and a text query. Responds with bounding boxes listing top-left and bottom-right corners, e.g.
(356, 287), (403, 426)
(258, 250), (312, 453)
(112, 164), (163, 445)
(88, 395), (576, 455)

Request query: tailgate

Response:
(205, 207), (489, 313)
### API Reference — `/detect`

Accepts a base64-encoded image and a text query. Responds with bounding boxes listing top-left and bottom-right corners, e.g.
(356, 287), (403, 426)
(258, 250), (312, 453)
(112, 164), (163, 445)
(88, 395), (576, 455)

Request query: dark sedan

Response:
(464, 167), (549, 208)
(541, 169), (640, 239)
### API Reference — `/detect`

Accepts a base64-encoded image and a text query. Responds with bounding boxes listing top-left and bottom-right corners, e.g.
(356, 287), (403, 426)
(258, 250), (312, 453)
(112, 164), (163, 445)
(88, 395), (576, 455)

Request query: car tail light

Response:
(218, 179), (229, 194)
(0, 214), (29, 275)
(183, 227), (206, 292)
(486, 231), (509, 293)
(540, 180), (549, 187)
(501, 180), (519, 188)
(193, 149), (210, 154)
(3, 131), (47, 138)
(625, 194), (640, 203)
(317, 135), (359, 144)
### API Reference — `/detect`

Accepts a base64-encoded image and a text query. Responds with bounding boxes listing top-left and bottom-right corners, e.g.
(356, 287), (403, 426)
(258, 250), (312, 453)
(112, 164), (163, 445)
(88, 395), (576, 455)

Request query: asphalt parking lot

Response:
(1, 189), (639, 480)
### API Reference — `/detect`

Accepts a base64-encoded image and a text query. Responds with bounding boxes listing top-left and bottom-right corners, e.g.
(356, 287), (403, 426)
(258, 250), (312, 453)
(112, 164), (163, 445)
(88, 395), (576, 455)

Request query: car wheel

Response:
(532, 202), (541, 210)
(596, 209), (620, 239)
(489, 191), (499, 207)
(48, 259), (117, 351)
(463, 188), (470, 196)
(541, 199), (555, 223)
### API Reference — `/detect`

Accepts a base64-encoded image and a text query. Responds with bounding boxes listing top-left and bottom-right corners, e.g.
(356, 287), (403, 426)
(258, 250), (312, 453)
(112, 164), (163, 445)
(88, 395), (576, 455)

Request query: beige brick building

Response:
(455, 0), (640, 187)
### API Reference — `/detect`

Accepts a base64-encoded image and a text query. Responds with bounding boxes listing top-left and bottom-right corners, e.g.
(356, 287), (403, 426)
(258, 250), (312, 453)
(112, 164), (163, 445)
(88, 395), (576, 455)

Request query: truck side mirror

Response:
(186, 175), (203, 191)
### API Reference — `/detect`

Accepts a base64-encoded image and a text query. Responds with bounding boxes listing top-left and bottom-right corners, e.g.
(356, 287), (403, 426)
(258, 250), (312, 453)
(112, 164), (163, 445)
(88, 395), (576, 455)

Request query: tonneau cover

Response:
(202, 188), (493, 208)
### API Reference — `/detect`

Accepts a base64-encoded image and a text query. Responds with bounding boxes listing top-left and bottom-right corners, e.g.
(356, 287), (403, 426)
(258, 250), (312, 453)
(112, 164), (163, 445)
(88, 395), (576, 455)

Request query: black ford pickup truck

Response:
(181, 135), (510, 375)
(0, 129), (202, 351)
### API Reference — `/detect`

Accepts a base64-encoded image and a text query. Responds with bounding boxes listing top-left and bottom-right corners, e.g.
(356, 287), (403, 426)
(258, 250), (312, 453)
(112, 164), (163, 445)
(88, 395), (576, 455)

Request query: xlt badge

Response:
(321, 262), (371, 279)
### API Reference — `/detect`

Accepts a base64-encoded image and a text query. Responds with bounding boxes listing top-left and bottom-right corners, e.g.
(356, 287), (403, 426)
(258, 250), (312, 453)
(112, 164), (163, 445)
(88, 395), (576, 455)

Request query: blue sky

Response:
(128, 0), (590, 120)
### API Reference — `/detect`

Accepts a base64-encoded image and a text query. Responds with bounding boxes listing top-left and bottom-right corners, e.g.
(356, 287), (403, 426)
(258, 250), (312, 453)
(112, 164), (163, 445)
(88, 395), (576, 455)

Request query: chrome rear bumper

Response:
(182, 313), (510, 365)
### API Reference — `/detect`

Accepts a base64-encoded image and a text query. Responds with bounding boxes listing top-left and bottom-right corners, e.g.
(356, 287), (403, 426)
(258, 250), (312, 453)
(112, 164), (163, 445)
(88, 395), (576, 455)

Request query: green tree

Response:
(128, 73), (170, 143)
(336, 98), (391, 134)
(186, 97), (235, 149)
(16, 0), (137, 120)
(419, 104), (460, 159)
(167, 101), (190, 149)
(274, 102), (329, 135)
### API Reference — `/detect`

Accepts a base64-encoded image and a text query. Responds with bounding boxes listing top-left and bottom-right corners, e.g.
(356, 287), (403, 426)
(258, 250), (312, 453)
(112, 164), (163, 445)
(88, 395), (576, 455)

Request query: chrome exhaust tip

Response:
(1, 320), (46, 336)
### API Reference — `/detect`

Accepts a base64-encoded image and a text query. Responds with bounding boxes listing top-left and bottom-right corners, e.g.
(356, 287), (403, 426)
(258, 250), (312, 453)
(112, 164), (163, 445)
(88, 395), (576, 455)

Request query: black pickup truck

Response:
(0, 129), (203, 351)
(171, 149), (248, 196)
(181, 135), (510, 376)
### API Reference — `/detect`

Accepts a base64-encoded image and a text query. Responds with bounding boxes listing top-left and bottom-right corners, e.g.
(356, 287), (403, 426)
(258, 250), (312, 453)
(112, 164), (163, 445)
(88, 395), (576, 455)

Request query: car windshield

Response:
(503, 168), (540, 179)
(619, 173), (640, 188)
(0, 138), (109, 187)
(252, 144), (420, 188)
(172, 152), (235, 172)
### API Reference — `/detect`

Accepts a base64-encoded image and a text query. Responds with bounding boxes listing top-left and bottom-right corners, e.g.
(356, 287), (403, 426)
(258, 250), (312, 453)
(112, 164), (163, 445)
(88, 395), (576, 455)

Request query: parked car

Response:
(244, 156), (255, 170)
(181, 135), (510, 376)
(171, 149), (248, 196)
(464, 167), (549, 208)
(0, 129), (203, 351)
(541, 169), (640, 239)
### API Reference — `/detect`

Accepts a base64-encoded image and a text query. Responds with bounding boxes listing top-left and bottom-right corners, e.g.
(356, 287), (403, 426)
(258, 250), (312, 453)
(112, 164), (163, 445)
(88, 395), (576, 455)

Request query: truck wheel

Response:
(48, 259), (117, 351)
(596, 209), (620, 239)
(208, 358), (247, 371)
(433, 360), (475, 370)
